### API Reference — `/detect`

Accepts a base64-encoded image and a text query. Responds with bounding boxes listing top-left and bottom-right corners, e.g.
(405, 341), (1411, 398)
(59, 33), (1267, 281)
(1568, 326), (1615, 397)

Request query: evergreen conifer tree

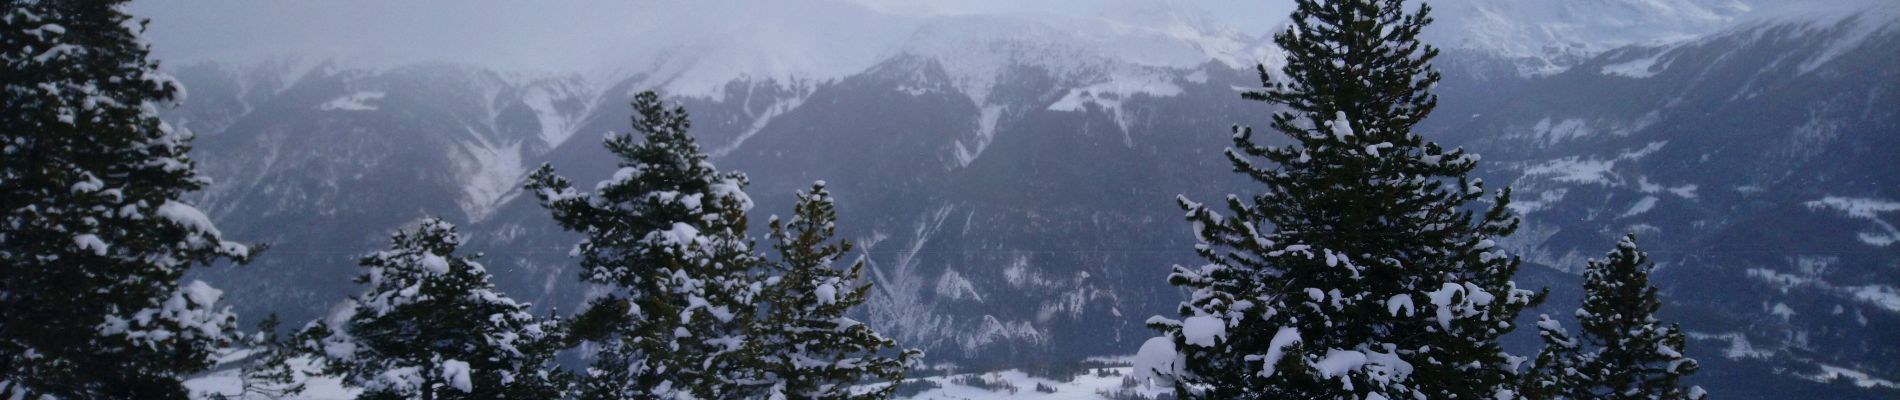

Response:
(300, 218), (566, 399)
(527, 91), (761, 399)
(1, 1), (254, 398)
(1149, 0), (1540, 398)
(1524, 235), (1704, 399)
(746, 182), (920, 399)
(1522, 314), (1586, 399)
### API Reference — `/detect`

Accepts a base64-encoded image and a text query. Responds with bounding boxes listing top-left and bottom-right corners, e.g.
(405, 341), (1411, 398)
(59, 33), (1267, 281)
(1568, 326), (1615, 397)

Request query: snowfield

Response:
(891, 365), (1173, 400)
(184, 360), (1176, 399)
(185, 357), (358, 399)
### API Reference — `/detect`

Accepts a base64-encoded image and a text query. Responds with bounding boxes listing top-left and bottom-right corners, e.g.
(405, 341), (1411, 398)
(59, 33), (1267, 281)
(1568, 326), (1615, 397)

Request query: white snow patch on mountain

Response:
(1519, 142), (1668, 186)
(608, 1), (921, 101)
(1601, 51), (1670, 78)
(863, 206), (969, 352)
(1641, 176), (1702, 200)
(1048, 75), (1184, 146)
(1506, 188), (1569, 216)
(1848, 285), (1900, 313)
(1524, 157), (1617, 185)
(1001, 255), (1039, 288)
(890, 3), (1265, 159)
(1620, 141), (1669, 160)
(1769, 302), (1797, 320)
(1530, 117), (1592, 144)
(1619, 196), (1660, 218)
(1807, 364), (1900, 389)
(952, 105), (1008, 168)
(934, 268), (984, 302)
(1747, 259), (1900, 313)
(1432, 0), (1891, 77)
(517, 77), (598, 148)
(660, 4), (1205, 109)
(1637, 176), (1664, 193)
(1731, 0), (1900, 75)
(1803, 196), (1900, 246)
(961, 315), (1045, 355)
(1686, 331), (1776, 359)
(901, 12), (1233, 107)
(1425, 0), (1764, 76)
(453, 127), (526, 222)
(711, 93), (810, 158)
(1746, 267), (1816, 291)
(1668, 184), (1699, 199)
(319, 91), (385, 111)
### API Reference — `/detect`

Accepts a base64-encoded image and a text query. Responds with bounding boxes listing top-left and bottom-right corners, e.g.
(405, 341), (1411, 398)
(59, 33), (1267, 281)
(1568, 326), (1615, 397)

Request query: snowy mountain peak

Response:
(1425, 0), (1765, 76)
(596, 0), (917, 101)
(1589, 0), (1899, 80)
(584, 0), (1270, 104)
(895, 10), (1259, 105)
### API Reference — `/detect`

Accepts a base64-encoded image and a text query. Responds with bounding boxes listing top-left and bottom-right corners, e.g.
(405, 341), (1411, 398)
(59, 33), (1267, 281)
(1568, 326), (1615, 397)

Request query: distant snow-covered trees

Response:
(1, 1), (255, 397)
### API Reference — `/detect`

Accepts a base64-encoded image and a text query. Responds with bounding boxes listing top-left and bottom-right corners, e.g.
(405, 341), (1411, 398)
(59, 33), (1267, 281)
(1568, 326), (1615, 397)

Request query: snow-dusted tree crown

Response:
(1145, 0), (1542, 398)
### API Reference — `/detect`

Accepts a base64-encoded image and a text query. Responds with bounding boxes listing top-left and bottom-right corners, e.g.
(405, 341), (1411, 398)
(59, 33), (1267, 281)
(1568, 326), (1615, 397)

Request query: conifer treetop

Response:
(303, 217), (565, 399)
(749, 182), (920, 399)
(529, 91), (764, 399)
(1154, 0), (1540, 398)
(1572, 234), (1704, 400)
(1255, 0), (1440, 139)
(528, 91), (752, 290)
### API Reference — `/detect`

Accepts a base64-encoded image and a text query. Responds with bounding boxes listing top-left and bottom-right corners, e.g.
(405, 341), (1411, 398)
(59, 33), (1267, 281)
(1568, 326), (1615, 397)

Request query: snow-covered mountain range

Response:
(156, 0), (1898, 397)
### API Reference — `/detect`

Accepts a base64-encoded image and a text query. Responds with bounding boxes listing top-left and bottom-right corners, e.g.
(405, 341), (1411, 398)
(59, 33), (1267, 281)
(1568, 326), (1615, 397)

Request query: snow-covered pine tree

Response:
(299, 218), (566, 399)
(1147, 0), (1541, 398)
(746, 182), (920, 399)
(1524, 235), (1703, 400)
(1522, 315), (1586, 399)
(527, 91), (761, 399)
(1, 1), (254, 398)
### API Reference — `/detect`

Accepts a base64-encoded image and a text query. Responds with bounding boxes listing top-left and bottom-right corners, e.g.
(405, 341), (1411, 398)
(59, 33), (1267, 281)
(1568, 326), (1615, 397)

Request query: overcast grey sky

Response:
(127, 0), (1295, 72)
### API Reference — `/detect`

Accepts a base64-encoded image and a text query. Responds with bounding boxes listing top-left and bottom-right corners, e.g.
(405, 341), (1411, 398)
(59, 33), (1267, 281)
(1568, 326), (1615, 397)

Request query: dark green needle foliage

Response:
(300, 218), (566, 399)
(745, 182), (920, 399)
(1, 1), (254, 398)
(527, 91), (763, 399)
(1151, 0), (1541, 398)
(1525, 235), (1704, 400)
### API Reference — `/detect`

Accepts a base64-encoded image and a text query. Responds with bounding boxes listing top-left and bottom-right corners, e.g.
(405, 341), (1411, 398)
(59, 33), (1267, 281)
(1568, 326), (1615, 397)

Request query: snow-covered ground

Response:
(184, 358), (1172, 399)
(894, 366), (1172, 400)
(184, 356), (358, 400)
